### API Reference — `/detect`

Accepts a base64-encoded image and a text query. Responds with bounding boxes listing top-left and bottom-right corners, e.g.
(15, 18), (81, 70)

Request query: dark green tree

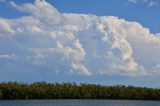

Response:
(0, 82), (160, 100)
(0, 89), (2, 99)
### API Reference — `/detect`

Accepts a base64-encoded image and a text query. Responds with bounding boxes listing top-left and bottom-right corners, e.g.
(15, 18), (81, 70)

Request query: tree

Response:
(0, 89), (2, 99)
(0, 82), (160, 100)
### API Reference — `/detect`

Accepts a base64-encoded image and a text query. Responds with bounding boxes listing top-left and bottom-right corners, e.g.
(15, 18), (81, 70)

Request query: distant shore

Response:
(0, 82), (160, 100)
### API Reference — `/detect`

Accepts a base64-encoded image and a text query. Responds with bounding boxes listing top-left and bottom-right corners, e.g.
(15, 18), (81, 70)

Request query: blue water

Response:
(0, 100), (160, 106)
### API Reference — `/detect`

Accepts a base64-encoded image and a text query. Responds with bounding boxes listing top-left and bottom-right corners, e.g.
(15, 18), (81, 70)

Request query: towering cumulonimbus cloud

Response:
(0, 0), (160, 81)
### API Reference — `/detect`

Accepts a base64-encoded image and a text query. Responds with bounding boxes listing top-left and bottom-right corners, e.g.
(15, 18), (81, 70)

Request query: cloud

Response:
(128, 0), (137, 3)
(128, 0), (158, 7)
(0, 0), (160, 81)
(0, 19), (15, 35)
(148, 1), (157, 7)
(0, 54), (16, 59)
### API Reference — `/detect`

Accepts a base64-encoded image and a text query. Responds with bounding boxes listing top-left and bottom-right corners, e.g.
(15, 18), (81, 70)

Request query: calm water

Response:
(0, 100), (160, 106)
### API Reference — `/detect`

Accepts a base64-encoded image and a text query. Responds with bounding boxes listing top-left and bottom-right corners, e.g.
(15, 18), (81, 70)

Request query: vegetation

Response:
(0, 82), (160, 100)
(0, 89), (2, 99)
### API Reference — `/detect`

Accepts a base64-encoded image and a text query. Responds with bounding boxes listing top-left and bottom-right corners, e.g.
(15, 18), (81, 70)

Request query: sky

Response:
(0, 0), (160, 87)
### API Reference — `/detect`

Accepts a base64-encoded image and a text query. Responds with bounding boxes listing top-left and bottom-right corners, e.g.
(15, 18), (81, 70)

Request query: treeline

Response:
(0, 82), (160, 100)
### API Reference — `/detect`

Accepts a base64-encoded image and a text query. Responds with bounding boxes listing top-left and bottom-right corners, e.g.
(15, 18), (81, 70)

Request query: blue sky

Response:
(0, 0), (160, 87)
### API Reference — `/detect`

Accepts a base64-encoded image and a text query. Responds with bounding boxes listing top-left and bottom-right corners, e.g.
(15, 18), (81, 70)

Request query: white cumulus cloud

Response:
(0, 0), (160, 80)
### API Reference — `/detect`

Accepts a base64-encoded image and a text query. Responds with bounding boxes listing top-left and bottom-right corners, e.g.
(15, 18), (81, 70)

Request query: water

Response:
(0, 100), (160, 106)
